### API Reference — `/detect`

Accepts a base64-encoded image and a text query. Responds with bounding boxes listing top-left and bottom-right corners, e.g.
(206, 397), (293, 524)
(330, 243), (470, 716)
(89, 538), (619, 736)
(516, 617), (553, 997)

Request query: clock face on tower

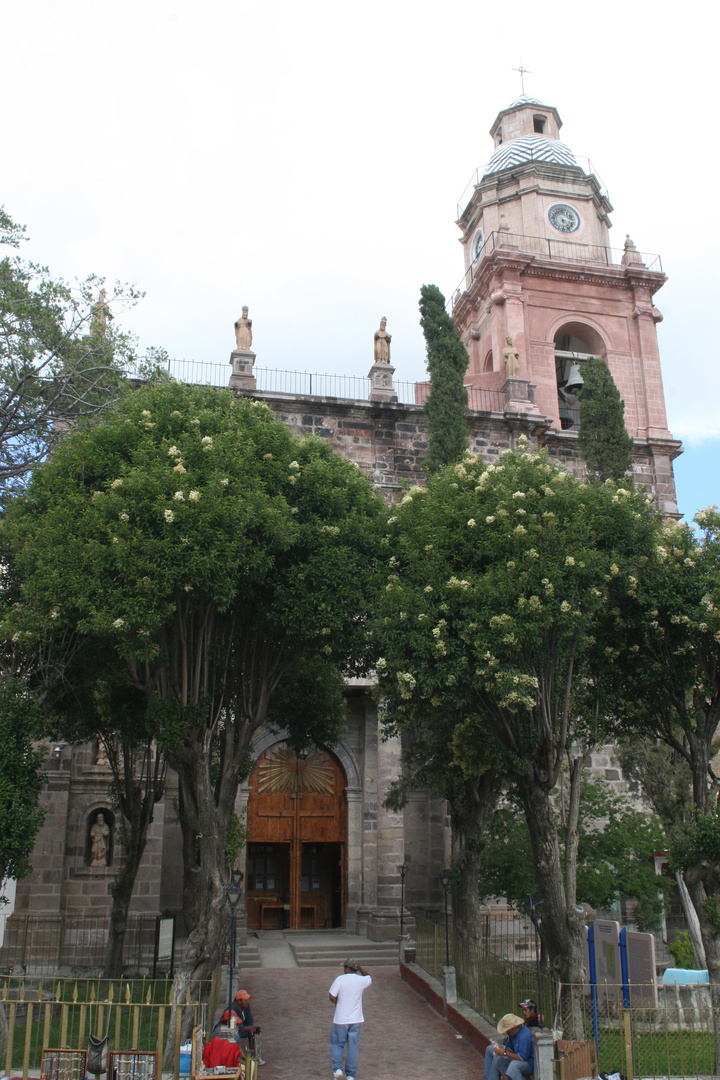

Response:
(548, 204), (580, 233)
(472, 228), (484, 261)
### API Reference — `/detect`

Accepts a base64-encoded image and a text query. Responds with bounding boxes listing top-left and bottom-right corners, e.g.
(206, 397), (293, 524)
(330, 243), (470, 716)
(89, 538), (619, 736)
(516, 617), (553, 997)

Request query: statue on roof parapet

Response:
(368, 316), (397, 402)
(229, 304), (257, 392)
(235, 306), (253, 351)
(374, 316), (392, 365)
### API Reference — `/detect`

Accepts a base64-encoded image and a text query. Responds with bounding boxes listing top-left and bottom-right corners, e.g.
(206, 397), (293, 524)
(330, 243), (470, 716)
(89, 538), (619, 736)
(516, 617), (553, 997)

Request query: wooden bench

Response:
(556, 1039), (599, 1080)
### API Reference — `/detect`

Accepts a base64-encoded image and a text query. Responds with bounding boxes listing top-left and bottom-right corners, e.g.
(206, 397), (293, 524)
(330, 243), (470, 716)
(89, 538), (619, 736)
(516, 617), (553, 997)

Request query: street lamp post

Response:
(526, 894), (543, 1025)
(225, 869), (244, 1020)
(440, 870), (451, 968)
(399, 863), (408, 939)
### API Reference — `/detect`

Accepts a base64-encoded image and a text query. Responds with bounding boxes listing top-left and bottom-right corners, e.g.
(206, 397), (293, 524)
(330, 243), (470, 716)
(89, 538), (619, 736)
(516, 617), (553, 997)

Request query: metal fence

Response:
(0, 974), (220, 1080)
(140, 360), (508, 414)
(413, 914), (719, 1080)
(0, 915), (184, 978)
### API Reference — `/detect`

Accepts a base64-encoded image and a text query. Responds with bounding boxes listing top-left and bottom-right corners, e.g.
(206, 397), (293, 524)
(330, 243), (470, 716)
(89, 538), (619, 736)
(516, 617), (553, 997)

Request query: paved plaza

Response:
(242, 965), (483, 1080)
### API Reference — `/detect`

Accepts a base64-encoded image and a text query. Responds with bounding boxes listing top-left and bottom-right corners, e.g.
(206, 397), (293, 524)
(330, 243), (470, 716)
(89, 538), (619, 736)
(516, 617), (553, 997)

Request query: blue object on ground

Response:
(662, 968), (709, 985)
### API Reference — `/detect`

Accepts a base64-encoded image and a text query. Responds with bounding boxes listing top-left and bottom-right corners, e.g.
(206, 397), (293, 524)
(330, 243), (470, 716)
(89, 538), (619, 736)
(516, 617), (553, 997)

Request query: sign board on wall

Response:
(591, 920), (621, 999)
(624, 929), (658, 1006)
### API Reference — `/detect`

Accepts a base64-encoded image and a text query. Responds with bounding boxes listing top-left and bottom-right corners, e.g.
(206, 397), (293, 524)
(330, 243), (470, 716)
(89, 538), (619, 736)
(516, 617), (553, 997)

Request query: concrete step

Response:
(236, 943), (262, 969)
(287, 940), (398, 967)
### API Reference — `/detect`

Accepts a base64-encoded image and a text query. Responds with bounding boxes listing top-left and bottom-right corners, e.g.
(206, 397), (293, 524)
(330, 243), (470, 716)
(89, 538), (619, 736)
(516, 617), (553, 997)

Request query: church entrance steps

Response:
(236, 941), (263, 968)
(285, 932), (398, 968)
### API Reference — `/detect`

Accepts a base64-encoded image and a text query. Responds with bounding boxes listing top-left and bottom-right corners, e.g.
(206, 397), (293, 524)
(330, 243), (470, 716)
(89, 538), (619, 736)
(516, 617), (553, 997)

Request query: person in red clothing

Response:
(202, 1037), (241, 1069)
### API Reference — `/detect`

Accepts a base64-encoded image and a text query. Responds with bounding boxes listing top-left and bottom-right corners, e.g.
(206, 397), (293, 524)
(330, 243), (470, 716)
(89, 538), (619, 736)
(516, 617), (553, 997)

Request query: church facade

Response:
(3, 94), (681, 965)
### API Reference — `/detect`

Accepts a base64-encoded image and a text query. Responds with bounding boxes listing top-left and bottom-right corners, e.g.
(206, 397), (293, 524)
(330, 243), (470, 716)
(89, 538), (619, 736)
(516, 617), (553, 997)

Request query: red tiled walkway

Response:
(244, 966), (483, 1079)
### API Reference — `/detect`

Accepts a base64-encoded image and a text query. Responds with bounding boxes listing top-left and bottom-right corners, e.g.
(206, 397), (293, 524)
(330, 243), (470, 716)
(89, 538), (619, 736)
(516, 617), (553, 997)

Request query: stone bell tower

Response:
(451, 95), (680, 516)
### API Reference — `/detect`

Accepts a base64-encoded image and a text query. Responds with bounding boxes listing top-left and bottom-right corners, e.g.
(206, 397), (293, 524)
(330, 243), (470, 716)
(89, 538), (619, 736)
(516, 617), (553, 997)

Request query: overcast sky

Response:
(4, 0), (717, 519)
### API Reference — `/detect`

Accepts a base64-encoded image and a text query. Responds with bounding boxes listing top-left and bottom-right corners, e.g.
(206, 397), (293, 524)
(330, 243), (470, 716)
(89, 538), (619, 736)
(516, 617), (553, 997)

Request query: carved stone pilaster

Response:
(367, 363), (397, 403)
(229, 349), (257, 391)
(501, 377), (541, 416)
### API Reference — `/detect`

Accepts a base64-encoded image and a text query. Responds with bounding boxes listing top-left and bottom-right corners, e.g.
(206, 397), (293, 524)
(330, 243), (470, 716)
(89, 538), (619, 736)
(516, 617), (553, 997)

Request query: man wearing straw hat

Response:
(483, 1013), (534, 1080)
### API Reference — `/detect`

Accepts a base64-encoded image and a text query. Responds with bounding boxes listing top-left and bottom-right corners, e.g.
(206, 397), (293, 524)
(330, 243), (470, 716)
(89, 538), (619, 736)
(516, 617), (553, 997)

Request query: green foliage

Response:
(419, 284), (469, 474)
(617, 739), (693, 832)
(0, 676), (46, 897)
(0, 205), (159, 500)
(667, 930), (698, 969)
(3, 381), (384, 677)
(373, 443), (657, 760)
(478, 779), (667, 931)
(2, 380), (386, 970)
(225, 810), (247, 869)
(577, 357), (634, 482)
(371, 442), (660, 975)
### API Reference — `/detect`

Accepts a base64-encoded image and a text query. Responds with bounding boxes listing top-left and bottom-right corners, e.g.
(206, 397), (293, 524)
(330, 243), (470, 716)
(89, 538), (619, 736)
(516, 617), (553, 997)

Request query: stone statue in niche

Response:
(503, 335), (520, 378)
(234, 306), (253, 351)
(90, 811), (111, 867)
(96, 739), (109, 767)
(374, 317), (391, 365)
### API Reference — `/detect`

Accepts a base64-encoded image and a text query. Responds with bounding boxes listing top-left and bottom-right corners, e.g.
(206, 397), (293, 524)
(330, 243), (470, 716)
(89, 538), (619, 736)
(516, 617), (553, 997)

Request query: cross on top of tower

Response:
(512, 62), (531, 96)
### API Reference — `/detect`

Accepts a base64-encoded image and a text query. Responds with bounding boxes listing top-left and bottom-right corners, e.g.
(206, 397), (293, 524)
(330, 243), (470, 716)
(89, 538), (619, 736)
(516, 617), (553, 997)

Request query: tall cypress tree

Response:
(420, 284), (469, 474)
(577, 356), (634, 482)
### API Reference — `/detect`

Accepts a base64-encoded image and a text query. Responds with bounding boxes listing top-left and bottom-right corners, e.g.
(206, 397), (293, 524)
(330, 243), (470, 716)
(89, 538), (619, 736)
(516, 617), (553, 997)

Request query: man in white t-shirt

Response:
(328, 957), (372, 1080)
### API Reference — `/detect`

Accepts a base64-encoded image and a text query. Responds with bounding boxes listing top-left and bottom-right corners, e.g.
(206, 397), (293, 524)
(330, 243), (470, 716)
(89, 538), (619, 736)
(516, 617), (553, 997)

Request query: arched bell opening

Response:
(245, 743), (347, 931)
(553, 322), (607, 430)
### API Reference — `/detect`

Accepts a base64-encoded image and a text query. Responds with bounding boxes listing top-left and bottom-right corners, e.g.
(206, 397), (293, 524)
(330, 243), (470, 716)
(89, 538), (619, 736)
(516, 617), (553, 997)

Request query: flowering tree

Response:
(3, 380), (384, 996)
(372, 442), (657, 1026)
(616, 509), (720, 1007)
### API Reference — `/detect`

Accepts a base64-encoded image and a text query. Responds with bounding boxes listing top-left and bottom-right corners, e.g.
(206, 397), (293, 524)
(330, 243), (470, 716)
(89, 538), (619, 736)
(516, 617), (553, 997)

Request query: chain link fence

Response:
(413, 913), (719, 1079)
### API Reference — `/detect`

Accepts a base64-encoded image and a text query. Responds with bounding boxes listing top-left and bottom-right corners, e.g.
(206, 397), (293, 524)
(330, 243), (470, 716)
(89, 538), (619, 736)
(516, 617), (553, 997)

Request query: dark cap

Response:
(520, 999), (537, 1010)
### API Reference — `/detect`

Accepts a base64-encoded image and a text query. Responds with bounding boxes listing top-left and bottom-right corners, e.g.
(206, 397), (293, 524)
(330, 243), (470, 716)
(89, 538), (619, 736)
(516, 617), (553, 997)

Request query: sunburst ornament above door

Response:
(257, 747), (334, 795)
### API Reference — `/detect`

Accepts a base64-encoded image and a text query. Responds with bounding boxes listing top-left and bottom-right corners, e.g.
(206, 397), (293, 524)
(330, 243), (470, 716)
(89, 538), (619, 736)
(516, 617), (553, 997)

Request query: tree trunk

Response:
(674, 870), (707, 969)
(519, 772), (586, 1037)
(105, 836), (147, 978)
(452, 775), (497, 943)
(103, 741), (166, 978)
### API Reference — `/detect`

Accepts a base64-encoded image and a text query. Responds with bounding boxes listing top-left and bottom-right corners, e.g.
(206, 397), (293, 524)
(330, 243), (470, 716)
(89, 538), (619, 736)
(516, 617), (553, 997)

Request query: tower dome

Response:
(483, 134), (578, 176)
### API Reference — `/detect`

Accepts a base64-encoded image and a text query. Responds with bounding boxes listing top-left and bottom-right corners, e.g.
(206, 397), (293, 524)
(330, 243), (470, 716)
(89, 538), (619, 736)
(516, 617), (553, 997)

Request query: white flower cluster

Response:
(446, 577), (470, 589)
(396, 671), (416, 699)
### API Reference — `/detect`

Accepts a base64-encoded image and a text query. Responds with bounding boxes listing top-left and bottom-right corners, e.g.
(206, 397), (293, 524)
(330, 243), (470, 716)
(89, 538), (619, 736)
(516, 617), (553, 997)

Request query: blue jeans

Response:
(484, 1046), (532, 1080)
(331, 1022), (361, 1077)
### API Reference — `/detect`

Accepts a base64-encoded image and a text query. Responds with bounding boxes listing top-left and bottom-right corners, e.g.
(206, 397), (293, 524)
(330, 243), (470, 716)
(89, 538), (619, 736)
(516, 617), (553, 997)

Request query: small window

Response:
(533, 116), (545, 134)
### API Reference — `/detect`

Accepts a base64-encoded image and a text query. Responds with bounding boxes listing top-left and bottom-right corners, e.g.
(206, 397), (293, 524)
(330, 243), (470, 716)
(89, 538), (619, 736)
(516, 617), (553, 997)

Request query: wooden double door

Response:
(245, 745), (347, 930)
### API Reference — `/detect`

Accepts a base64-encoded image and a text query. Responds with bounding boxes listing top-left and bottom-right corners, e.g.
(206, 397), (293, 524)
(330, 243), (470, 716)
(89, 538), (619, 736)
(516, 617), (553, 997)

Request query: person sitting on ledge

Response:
(231, 990), (265, 1067)
(483, 1013), (534, 1080)
(520, 998), (542, 1028)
